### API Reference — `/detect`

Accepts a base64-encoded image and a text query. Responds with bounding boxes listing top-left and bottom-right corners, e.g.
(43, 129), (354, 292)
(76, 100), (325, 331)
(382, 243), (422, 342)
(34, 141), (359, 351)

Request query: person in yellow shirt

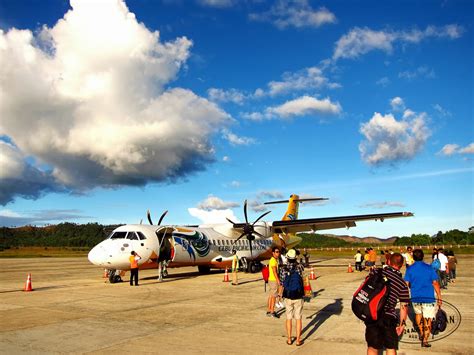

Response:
(129, 251), (141, 286)
(266, 247), (281, 318)
(231, 250), (239, 285)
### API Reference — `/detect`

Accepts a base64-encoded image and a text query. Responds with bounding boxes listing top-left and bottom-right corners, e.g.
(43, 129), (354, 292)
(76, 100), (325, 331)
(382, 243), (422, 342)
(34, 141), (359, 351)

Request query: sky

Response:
(0, 0), (472, 238)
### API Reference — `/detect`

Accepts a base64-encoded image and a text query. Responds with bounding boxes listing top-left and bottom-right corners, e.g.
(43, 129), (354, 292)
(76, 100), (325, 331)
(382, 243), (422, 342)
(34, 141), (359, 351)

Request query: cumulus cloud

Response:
(265, 96), (342, 119)
(222, 130), (256, 146)
(390, 97), (405, 111)
(196, 195), (240, 210)
(359, 201), (405, 209)
(249, 0), (336, 29)
(188, 207), (240, 224)
(359, 109), (431, 165)
(0, 142), (63, 205)
(0, 0), (232, 204)
(333, 25), (463, 60)
(207, 88), (247, 104)
(0, 208), (92, 227)
(439, 143), (474, 156)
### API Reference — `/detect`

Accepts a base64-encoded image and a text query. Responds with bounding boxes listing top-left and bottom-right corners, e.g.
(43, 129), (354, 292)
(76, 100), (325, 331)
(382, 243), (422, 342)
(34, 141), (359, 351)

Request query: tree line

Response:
(0, 223), (472, 250)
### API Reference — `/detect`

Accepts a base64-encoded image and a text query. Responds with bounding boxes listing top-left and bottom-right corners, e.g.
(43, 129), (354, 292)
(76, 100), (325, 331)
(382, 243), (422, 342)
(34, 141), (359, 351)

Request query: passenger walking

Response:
(129, 251), (141, 286)
(354, 250), (362, 271)
(266, 247), (281, 318)
(436, 248), (449, 289)
(365, 253), (409, 355)
(447, 250), (458, 283)
(280, 249), (305, 346)
(276, 248), (287, 309)
(404, 249), (442, 348)
(403, 247), (414, 268)
(231, 250), (239, 285)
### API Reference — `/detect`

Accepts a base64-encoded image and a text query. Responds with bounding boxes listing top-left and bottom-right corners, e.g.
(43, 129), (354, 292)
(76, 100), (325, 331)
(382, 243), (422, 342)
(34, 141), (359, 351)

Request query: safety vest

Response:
(130, 255), (139, 269)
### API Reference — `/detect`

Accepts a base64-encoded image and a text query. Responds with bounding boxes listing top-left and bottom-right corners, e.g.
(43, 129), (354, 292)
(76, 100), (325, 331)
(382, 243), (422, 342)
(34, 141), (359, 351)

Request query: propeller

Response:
(147, 210), (169, 226)
(227, 200), (271, 258)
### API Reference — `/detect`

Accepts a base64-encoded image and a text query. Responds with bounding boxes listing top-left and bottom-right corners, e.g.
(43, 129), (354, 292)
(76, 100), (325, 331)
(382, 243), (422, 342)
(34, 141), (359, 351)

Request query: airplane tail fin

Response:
(264, 194), (329, 221)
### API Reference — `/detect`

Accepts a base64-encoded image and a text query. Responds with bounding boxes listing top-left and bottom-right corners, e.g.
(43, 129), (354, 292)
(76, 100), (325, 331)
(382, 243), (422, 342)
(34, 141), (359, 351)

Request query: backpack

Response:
(431, 258), (441, 271)
(351, 268), (390, 323)
(261, 265), (269, 283)
(282, 268), (304, 300)
(431, 308), (448, 335)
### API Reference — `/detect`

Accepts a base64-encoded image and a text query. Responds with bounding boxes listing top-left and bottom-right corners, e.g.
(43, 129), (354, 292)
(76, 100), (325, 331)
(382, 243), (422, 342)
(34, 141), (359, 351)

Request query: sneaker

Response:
(266, 311), (271, 317)
(271, 312), (280, 318)
(276, 302), (283, 309)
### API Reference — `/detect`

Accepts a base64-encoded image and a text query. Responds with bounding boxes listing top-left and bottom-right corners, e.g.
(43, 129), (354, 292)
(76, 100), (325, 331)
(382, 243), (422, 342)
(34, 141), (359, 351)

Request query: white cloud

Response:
(399, 66), (436, 80)
(0, 0), (232, 204)
(196, 195), (240, 210)
(439, 144), (460, 156)
(433, 104), (451, 117)
(266, 96), (342, 119)
(439, 143), (474, 156)
(188, 207), (240, 224)
(222, 155), (230, 162)
(376, 77), (391, 87)
(197, 0), (235, 8)
(207, 88), (246, 104)
(390, 97), (405, 111)
(359, 110), (431, 165)
(229, 180), (241, 188)
(359, 201), (405, 209)
(222, 130), (256, 146)
(333, 25), (463, 60)
(249, 0), (336, 29)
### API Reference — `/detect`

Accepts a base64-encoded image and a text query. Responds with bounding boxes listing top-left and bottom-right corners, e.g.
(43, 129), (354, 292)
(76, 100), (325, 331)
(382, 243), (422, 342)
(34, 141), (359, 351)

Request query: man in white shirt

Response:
(437, 248), (449, 289)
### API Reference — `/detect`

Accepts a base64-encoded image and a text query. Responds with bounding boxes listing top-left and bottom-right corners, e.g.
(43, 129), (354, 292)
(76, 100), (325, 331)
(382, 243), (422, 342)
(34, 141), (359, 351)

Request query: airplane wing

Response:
(270, 212), (413, 234)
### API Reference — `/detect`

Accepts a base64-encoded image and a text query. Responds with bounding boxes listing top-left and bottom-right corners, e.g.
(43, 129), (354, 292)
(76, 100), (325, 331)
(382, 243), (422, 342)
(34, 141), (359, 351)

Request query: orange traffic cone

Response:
(102, 269), (108, 278)
(309, 267), (316, 280)
(347, 264), (353, 273)
(24, 273), (33, 292)
(303, 276), (312, 298)
(223, 268), (230, 282)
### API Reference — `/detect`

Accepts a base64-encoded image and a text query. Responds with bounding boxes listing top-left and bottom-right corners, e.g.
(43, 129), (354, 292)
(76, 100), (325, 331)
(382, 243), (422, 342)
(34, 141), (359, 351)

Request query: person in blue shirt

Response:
(404, 249), (442, 348)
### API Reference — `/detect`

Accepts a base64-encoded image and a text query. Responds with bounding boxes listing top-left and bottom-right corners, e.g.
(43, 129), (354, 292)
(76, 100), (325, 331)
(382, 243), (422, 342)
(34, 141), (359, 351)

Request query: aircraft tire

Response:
(249, 262), (257, 273)
(198, 265), (211, 274)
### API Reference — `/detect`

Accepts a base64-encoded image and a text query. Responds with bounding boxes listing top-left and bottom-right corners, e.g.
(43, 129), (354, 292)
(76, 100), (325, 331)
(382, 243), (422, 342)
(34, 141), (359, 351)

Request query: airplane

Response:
(87, 194), (413, 283)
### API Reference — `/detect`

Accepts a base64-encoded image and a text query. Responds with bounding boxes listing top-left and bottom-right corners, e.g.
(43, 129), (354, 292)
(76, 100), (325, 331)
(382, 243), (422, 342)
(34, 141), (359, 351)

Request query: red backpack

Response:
(261, 265), (269, 283)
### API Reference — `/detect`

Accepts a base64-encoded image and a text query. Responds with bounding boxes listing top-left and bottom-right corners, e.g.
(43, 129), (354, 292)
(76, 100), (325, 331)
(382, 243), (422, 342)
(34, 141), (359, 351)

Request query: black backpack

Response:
(352, 268), (390, 323)
(431, 308), (448, 335)
(283, 268), (304, 300)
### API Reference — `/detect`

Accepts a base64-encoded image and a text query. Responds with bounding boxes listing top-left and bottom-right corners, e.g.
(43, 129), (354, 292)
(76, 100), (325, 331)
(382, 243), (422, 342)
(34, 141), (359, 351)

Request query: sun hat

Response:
(286, 249), (297, 260)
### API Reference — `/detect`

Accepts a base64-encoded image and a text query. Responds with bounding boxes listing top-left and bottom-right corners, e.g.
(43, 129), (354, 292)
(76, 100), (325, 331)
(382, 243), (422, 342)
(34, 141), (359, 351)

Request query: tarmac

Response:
(0, 255), (472, 354)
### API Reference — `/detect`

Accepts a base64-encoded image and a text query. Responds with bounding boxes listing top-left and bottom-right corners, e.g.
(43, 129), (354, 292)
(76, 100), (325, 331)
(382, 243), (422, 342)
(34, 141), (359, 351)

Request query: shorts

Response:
(268, 281), (279, 297)
(285, 298), (304, 320)
(412, 302), (437, 319)
(365, 316), (399, 350)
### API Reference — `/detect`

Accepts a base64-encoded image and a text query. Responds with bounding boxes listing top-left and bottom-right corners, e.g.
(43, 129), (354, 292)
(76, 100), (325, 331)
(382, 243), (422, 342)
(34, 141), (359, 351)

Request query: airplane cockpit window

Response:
(137, 232), (146, 240)
(126, 232), (139, 240)
(110, 231), (127, 239)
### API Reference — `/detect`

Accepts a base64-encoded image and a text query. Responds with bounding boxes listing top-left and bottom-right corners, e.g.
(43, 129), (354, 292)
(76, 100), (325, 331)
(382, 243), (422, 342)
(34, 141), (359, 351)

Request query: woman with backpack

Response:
(281, 249), (305, 346)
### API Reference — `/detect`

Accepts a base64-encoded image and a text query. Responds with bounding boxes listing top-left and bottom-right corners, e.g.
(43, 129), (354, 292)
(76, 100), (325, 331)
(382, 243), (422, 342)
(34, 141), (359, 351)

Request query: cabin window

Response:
(126, 232), (139, 240)
(110, 231), (127, 239)
(137, 232), (147, 240)
(217, 240), (221, 246)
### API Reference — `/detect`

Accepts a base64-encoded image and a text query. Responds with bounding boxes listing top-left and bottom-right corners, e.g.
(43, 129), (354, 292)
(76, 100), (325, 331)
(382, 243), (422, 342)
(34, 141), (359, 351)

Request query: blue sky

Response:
(0, 0), (472, 238)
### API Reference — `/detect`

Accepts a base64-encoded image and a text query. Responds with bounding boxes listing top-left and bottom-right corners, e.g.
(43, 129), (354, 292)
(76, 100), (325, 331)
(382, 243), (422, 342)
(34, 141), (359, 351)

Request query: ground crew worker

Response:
(129, 251), (141, 286)
(231, 250), (239, 285)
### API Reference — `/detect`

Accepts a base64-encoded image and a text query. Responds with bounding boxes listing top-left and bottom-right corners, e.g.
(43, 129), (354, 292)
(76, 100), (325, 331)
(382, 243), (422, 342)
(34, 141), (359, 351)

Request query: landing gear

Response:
(198, 265), (211, 274)
(108, 270), (123, 283)
(241, 258), (262, 273)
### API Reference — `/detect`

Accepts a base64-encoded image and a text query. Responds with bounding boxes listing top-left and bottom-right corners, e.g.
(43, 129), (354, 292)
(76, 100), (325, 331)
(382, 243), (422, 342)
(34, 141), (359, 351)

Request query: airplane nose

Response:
(88, 245), (105, 266)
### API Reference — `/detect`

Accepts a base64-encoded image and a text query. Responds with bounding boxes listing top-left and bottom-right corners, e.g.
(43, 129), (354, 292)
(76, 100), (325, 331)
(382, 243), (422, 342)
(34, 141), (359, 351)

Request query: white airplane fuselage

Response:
(88, 222), (301, 272)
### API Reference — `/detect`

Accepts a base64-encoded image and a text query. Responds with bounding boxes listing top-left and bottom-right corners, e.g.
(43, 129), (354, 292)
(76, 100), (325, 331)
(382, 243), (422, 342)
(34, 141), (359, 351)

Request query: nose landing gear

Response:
(108, 270), (123, 283)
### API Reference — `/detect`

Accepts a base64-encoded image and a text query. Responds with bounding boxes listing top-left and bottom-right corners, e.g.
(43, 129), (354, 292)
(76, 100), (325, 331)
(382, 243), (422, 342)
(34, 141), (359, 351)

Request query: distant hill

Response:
(322, 234), (398, 244)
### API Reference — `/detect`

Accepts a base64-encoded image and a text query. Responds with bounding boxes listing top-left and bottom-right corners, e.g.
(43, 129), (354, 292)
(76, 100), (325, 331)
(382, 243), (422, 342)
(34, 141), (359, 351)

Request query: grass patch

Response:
(0, 247), (89, 258)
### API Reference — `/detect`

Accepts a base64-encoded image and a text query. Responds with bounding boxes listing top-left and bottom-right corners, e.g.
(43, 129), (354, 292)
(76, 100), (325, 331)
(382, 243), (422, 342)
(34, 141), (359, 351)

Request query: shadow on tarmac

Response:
(302, 298), (343, 340)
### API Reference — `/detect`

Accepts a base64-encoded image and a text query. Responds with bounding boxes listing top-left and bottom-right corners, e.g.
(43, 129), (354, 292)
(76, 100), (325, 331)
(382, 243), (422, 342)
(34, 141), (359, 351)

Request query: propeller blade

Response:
(249, 238), (253, 258)
(157, 210), (168, 226)
(244, 200), (249, 224)
(226, 217), (237, 225)
(232, 233), (247, 245)
(253, 230), (265, 238)
(147, 210), (153, 225)
(252, 210), (271, 225)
